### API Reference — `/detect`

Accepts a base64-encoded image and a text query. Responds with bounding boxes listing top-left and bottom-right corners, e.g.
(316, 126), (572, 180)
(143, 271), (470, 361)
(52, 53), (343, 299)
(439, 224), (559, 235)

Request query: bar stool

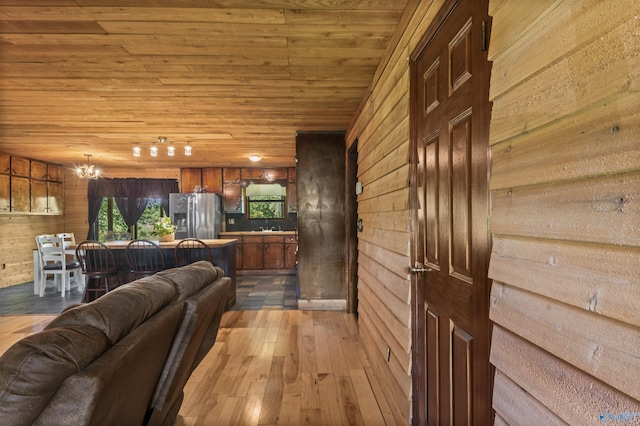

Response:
(174, 238), (213, 267)
(126, 239), (166, 279)
(75, 240), (121, 302)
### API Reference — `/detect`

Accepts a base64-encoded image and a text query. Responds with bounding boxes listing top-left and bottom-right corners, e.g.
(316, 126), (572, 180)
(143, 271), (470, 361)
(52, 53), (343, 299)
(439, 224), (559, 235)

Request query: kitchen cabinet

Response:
(0, 153), (10, 175)
(31, 179), (48, 213)
(223, 168), (240, 183)
(0, 153), (64, 214)
(202, 167), (223, 194)
(31, 161), (48, 180)
(221, 232), (296, 272)
(0, 174), (9, 212)
(285, 235), (297, 270)
(47, 181), (63, 213)
(31, 166), (64, 213)
(223, 182), (242, 213)
(264, 235), (284, 269)
(242, 236), (264, 269)
(241, 168), (264, 180)
(11, 176), (30, 212)
(180, 168), (202, 193)
(47, 164), (63, 182)
(264, 168), (288, 181)
(11, 157), (30, 177)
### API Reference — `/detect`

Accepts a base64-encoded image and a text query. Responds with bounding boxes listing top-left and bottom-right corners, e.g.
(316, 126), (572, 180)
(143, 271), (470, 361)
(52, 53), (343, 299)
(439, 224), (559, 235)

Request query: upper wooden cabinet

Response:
(0, 154), (10, 175)
(181, 166), (295, 213)
(180, 168), (202, 193)
(47, 181), (63, 214)
(47, 164), (64, 182)
(223, 168), (240, 183)
(264, 168), (288, 181)
(10, 176), (30, 212)
(0, 153), (64, 214)
(31, 161), (48, 180)
(11, 157), (30, 177)
(0, 174), (9, 212)
(202, 167), (223, 194)
(241, 168), (264, 180)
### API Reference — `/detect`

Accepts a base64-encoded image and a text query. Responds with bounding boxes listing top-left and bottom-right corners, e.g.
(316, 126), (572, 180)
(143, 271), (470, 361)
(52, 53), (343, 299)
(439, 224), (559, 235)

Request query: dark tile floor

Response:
(0, 273), (298, 315)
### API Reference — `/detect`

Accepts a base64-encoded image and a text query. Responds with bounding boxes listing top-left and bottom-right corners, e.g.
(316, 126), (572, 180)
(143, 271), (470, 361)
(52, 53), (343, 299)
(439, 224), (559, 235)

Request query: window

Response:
(98, 198), (165, 241)
(244, 183), (286, 220)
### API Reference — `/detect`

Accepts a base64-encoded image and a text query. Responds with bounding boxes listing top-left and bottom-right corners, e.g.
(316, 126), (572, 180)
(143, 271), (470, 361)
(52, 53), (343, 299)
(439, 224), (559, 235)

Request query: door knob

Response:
(410, 261), (433, 275)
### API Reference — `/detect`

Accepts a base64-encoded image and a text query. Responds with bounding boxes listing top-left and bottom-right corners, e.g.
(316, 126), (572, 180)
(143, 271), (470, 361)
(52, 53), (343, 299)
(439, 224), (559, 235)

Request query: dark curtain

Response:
(87, 196), (103, 240)
(114, 197), (149, 228)
(87, 178), (178, 235)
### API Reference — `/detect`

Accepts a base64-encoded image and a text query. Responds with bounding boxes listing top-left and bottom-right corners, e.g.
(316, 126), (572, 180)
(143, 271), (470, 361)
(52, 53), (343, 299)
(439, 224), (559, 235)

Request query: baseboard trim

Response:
(297, 299), (346, 311)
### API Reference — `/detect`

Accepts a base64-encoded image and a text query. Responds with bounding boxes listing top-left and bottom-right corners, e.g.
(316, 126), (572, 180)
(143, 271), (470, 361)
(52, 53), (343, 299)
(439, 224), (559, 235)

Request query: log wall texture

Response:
(348, 0), (640, 423)
(487, 0), (640, 422)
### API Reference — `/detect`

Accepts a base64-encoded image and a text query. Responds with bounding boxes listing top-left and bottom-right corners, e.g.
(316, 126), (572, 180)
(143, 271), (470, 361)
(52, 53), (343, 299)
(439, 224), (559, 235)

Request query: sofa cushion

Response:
(45, 275), (176, 344)
(33, 302), (184, 426)
(146, 277), (231, 426)
(0, 326), (109, 425)
(155, 260), (223, 301)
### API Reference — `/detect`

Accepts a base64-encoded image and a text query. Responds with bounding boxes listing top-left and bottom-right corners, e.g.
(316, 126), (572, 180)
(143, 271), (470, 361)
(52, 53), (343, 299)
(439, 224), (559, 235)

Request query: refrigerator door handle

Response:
(187, 195), (194, 238)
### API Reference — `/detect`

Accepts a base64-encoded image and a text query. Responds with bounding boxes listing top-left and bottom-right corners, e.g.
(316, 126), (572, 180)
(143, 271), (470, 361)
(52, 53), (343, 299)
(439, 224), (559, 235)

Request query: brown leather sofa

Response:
(0, 260), (230, 426)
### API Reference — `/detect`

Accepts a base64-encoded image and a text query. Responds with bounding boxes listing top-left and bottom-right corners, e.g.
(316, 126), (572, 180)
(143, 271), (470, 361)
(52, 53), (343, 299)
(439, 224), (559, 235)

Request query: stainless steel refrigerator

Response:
(169, 193), (222, 239)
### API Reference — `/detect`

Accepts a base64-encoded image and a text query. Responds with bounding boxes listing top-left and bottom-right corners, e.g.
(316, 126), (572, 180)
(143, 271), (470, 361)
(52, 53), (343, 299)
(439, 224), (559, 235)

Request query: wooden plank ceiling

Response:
(0, 0), (409, 171)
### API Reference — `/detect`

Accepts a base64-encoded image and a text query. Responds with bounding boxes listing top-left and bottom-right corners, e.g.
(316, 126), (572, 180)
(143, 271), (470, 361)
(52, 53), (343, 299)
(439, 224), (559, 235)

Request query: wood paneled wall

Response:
(487, 0), (640, 422)
(0, 167), (179, 288)
(346, 0), (445, 423)
(348, 0), (639, 423)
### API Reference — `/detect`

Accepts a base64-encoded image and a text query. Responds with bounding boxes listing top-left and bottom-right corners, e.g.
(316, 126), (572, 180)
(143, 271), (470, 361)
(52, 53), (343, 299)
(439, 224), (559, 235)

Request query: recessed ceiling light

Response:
(248, 155), (262, 162)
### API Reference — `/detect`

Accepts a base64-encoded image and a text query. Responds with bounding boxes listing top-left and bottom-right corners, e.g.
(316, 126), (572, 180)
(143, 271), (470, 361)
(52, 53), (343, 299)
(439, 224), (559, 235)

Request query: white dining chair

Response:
(56, 232), (76, 249)
(35, 235), (83, 298)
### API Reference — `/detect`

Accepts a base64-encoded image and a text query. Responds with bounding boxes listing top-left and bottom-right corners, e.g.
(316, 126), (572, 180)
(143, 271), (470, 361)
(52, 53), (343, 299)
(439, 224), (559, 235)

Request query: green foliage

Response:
(248, 196), (284, 220)
(152, 216), (176, 236)
(97, 198), (165, 241)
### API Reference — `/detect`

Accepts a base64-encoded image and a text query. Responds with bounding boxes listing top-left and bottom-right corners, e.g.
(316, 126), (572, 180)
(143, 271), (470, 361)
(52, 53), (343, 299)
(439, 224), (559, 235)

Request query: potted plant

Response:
(153, 217), (177, 242)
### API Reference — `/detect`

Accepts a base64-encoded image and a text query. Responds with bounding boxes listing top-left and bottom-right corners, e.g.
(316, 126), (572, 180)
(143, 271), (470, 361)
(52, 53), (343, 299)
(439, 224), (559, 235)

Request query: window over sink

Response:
(244, 183), (287, 220)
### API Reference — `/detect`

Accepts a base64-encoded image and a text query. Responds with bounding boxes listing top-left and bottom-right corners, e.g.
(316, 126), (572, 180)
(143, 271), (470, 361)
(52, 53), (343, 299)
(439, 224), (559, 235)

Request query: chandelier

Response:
(76, 154), (100, 180)
(133, 136), (192, 158)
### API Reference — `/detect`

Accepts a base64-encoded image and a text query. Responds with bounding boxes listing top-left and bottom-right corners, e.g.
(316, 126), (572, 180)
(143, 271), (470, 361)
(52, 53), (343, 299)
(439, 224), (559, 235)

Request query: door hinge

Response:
(482, 20), (488, 52)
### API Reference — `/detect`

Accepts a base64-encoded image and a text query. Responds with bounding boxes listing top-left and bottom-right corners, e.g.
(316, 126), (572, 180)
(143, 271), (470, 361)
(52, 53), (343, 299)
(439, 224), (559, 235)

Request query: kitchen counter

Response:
(220, 231), (295, 236)
(101, 238), (238, 249)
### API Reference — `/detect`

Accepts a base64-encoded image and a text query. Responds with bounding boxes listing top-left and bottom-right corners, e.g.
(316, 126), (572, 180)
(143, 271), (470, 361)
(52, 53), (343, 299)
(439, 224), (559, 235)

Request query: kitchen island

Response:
(85, 238), (237, 309)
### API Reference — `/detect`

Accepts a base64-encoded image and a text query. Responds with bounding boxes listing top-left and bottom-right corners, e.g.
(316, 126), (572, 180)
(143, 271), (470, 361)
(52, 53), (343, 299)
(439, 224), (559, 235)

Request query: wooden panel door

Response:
(410, 0), (492, 424)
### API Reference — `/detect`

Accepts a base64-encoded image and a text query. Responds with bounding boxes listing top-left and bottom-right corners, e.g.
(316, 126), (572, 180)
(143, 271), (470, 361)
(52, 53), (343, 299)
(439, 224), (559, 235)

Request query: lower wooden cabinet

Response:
(264, 236), (284, 269)
(243, 237), (265, 269)
(223, 233), (296, 272)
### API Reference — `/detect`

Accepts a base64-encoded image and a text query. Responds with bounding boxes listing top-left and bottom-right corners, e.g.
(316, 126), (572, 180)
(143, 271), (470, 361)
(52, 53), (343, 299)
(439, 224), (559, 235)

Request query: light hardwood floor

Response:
(0, 310), (393, 425)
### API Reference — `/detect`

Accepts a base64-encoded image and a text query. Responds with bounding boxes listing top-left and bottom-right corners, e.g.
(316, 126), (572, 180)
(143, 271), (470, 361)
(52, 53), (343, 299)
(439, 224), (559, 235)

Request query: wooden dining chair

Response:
(75, 240), (121, 302)
(126, 239), (166, 279)
(174, 238), (213, 267)
(35, 235), (83, 298)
